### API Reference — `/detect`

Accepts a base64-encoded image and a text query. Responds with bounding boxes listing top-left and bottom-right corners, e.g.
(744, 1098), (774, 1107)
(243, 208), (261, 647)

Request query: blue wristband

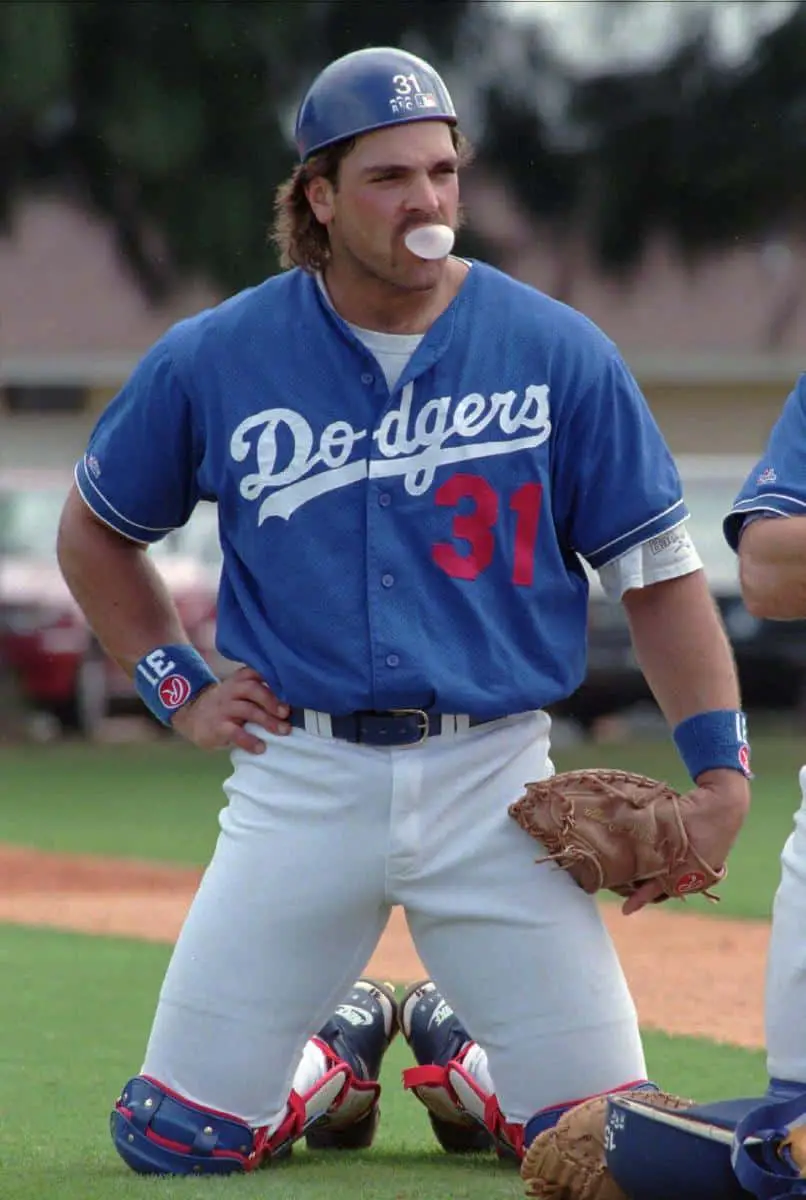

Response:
(672, 709), (752, 782)
(135, 644), (218, 726)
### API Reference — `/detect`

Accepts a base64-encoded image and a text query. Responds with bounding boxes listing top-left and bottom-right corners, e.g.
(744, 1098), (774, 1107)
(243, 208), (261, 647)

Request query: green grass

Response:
(0, 923), (768, 1200)
(0, 739), (227, 864)
(1, 732), (804, 918)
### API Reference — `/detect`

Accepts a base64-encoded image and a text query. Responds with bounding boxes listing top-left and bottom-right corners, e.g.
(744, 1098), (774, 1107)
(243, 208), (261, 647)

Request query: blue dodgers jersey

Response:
(724, 374), (806, 550)
(75, 262), (686, 716)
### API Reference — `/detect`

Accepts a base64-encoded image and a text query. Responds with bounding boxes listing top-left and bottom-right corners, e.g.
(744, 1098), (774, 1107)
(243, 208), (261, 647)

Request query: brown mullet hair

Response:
(270, 126), (474, 274)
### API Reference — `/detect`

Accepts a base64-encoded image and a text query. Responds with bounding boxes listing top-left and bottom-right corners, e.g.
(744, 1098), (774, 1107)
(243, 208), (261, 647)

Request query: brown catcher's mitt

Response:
(521, 1090), (696, 1200)
(508, 768), (727, 901)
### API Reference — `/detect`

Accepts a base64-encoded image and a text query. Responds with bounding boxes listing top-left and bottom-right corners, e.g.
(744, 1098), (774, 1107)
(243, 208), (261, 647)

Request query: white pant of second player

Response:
(765, 764), (806, 1087)
(140, 711), (647, 1129)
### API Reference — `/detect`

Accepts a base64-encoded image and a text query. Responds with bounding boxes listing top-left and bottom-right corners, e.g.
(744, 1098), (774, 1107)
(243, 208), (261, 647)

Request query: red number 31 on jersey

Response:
(431, 473), (543, 588)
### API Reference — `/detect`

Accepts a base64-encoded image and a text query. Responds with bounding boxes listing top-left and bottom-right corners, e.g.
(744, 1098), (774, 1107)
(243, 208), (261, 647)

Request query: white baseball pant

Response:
(140, 710), (646, 1128)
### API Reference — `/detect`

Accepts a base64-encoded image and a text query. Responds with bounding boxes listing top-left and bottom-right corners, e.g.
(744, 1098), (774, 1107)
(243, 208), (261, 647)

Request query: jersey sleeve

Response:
(554, 351), (687, 570)
(74, 339), (202, 544)
(723, 375), (806, 550)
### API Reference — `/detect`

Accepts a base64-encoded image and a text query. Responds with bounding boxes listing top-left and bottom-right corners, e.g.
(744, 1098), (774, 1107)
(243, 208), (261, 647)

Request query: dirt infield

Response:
(0, 842), (767, 1050)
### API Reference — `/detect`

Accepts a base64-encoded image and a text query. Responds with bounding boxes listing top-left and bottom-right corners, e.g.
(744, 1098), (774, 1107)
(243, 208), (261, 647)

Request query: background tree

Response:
(563, 2), (806, 272)
(1, 0), (804, 299)
(0, 0), (481, 299)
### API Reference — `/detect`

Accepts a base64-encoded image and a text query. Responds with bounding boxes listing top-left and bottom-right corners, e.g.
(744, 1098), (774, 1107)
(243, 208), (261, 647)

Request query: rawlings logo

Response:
(230, 381), (551, 523)
(674, 871), (707, 895)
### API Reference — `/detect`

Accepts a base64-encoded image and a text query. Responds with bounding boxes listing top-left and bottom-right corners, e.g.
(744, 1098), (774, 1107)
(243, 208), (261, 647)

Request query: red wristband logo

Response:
(738, 743), (751, 777)
(158, 674), (192, 710)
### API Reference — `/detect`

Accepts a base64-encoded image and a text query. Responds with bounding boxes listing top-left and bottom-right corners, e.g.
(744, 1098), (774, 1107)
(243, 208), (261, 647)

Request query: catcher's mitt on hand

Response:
(508, 768), (727, 902)
(520, 1090), (695, 1200)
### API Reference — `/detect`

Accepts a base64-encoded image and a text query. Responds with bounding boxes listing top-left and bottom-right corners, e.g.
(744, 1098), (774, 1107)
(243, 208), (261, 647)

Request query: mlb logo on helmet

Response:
(294, 46), (457, 161)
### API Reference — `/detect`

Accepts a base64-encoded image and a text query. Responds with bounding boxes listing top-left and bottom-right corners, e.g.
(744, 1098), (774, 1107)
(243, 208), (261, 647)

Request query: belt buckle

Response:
(389, 708), (430, 747)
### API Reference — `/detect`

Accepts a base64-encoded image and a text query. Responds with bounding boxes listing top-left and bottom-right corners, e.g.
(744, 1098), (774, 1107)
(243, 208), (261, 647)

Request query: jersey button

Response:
(361, 372), (374, 385)
(381, 573), (395, 588)
(378, 492), (392, 507)
(386, 653), (400, 668)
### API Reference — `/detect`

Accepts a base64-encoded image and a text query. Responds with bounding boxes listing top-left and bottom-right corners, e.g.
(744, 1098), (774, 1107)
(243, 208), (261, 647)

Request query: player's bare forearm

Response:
(58, 485), (291, 752)
(738, 516), (806, 619)
(620, 571), (749, 915)
(56, 484), (188, 677)
(621, 570), (741, 727)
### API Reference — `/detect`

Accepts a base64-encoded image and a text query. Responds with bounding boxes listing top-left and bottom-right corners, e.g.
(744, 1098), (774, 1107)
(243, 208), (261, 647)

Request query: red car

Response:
(0, 469), (225, 737)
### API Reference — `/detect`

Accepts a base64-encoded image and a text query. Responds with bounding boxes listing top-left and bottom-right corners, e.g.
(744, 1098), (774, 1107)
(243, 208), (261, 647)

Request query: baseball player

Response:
(572, 382), (806, 1200)
(56, 46), (751, 1176)
(725, 374), (806, 1103)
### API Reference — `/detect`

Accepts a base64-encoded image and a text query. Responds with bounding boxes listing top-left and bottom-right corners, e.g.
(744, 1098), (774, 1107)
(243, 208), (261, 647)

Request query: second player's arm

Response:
(736, 515), (806, 619)
(56, 484), (288, 751)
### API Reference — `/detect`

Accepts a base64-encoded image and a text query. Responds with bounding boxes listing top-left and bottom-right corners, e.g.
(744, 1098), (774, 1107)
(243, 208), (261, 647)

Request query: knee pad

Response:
(111, 1076), (268, 1175)
(113, 1049), (382, 1176)
(403, 1052), (523, 1160)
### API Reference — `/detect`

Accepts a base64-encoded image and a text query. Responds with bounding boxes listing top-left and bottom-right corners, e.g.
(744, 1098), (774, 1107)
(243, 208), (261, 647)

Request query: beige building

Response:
(2, 188), (803, 470)
(466, 173), (805, 455)
(0, 196), (220, 471)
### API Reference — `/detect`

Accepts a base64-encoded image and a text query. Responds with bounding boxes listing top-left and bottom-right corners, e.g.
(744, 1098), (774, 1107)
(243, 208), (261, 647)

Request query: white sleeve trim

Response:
(586, 499), (687, 560)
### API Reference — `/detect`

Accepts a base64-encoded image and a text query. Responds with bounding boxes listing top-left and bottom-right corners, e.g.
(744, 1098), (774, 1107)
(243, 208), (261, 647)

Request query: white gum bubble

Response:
(404, 224), (456, 260)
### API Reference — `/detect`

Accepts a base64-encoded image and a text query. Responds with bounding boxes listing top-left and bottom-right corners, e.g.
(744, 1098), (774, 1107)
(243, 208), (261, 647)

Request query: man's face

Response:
(308, 121), (461, 291)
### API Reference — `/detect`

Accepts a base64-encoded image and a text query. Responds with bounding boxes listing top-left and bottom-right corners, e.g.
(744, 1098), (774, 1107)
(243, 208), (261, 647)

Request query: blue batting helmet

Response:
(294, 47), (457, 161)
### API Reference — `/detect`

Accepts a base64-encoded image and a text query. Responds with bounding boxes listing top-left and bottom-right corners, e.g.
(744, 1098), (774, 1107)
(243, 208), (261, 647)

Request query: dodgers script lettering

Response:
(230, 382), (552, 523)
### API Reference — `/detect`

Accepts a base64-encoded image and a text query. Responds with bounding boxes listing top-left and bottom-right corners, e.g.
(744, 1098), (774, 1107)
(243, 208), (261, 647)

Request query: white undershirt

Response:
(315, 271), (424, 392)
(597, 523), (702, 600)
(316, 275), (700, 597)
(346, 323), (423, 392)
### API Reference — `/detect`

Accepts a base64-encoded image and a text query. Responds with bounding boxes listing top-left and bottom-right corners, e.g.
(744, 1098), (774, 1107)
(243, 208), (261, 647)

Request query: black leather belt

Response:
(289, 707), (495, 747)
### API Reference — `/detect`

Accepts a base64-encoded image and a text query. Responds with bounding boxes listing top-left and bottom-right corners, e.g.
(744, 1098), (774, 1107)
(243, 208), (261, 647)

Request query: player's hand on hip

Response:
(622, 769), (751, 915)
(170, 666), (291, 754)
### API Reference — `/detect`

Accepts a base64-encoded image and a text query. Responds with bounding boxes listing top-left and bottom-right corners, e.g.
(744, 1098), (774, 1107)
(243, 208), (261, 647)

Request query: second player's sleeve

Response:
(74, 338), (203, 544)
(552, 351), (687, 570)
(723, 375), (806, 551)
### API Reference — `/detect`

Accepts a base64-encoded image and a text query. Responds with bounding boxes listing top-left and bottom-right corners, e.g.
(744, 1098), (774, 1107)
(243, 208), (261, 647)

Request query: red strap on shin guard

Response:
(403, 1060), (524, 1159)
(402, 1064), (448, 1090)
